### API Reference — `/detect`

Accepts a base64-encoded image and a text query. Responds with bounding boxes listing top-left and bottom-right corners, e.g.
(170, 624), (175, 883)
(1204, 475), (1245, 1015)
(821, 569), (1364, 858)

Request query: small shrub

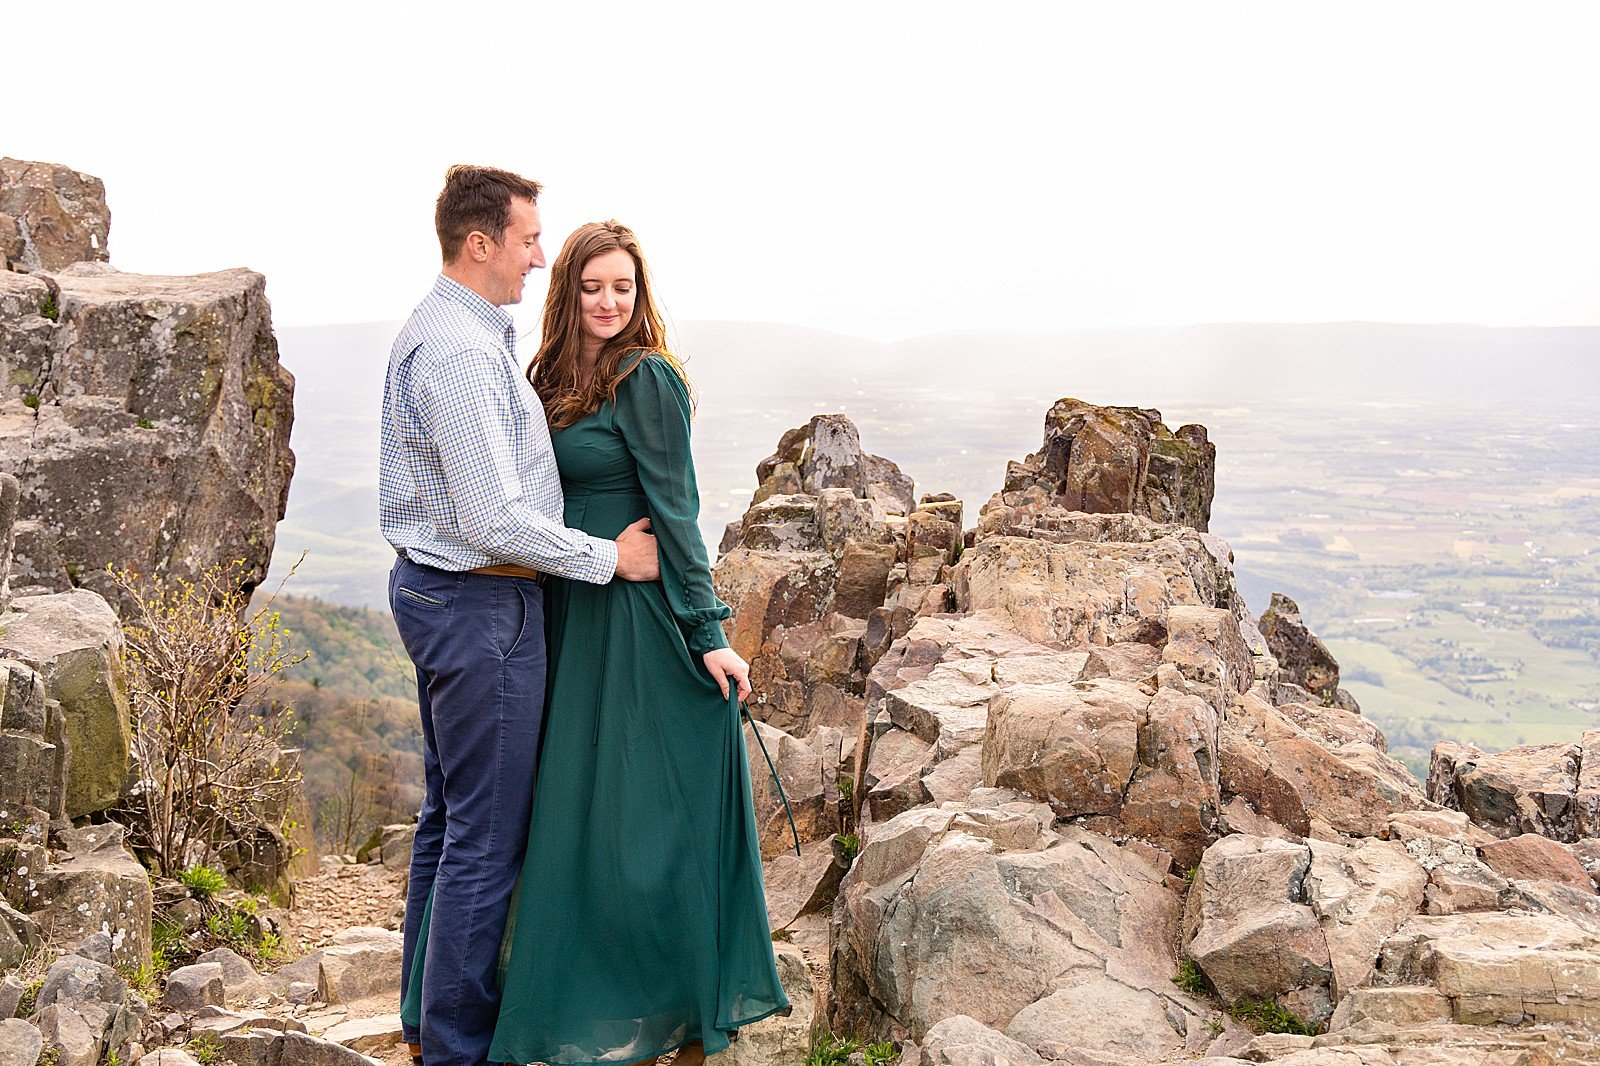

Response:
(39, 293), (59, 322)
(136, 417), (155, 430)
(152, 914), (187, 955)
(22, 394), (39, 410)
(111, 556), (307, 877)
(38, 1046), (59, 1066)
(834, 832), (860, 863)
(1229, 998), (1318, 1036)
(179, 864), (228, 902)
(205, 908), (253, 946)
(1182, 865), (1198, 889)
(837, 777), (853, 802)
(804, 1035), (860, 1066)
(863, 1040), (897, 1066)
(188, 1033), (224, 1066)
(1171, 958), (1210, 997)
(16, 977), (43, 1017)
(119, 959), (162, 1000)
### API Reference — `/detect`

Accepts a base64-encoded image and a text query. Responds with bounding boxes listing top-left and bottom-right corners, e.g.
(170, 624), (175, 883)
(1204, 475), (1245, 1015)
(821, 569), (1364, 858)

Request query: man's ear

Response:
(466, 230), (492, 262)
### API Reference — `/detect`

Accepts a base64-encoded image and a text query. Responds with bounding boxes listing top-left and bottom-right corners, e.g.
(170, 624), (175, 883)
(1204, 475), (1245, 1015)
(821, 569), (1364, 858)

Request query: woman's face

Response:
(578, 248), (636, 349)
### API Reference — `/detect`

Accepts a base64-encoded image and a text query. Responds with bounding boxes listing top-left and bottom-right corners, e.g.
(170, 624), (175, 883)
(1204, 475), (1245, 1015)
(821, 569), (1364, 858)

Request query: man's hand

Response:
(703, 647), (751, 702)
(614, 517), (659, 582)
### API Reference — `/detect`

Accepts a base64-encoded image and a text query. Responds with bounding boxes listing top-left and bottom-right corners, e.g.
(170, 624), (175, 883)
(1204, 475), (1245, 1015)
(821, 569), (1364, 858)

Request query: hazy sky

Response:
(7, 1), (1598, 341)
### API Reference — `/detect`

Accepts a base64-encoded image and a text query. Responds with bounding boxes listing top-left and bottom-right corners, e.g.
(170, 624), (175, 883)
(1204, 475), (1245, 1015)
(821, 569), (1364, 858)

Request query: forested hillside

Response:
(260, 594), (424, 853)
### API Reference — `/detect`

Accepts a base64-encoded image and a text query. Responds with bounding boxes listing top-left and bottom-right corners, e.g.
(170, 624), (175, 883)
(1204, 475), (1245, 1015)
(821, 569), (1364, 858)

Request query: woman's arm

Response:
(613, 354), (733, 656)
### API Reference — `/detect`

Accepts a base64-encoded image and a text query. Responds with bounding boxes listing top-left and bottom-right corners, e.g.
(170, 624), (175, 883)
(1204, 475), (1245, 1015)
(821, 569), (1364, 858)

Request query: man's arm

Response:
(412, 347), (625, 582)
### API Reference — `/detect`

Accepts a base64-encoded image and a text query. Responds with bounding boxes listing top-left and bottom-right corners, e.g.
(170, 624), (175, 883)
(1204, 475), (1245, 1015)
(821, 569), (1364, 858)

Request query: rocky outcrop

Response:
(704, 396), (1600, 1060)
(1257, 592), (1352, 707)
(714, 414), (962, 743)
(1, 159), (295, 604)
(0, 263), (295, 601)
(978, 398), (1214, 534)
(0, 159), (110, 275)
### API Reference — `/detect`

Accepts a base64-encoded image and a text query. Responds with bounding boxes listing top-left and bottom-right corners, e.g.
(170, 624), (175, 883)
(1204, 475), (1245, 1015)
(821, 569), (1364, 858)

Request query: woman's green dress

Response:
(401, 354), (788, 1064)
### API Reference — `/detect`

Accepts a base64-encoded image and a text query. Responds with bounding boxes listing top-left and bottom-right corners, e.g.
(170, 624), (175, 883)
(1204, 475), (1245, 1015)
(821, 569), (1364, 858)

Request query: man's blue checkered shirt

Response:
(379, 274), (618, 583)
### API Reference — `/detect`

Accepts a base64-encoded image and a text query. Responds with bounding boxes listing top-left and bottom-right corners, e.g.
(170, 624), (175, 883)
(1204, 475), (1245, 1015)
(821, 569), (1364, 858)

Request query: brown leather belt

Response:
(468, 563), (546, 583)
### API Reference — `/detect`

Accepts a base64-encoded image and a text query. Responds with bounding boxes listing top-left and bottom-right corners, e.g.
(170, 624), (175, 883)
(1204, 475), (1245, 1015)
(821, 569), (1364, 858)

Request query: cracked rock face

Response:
(0, 263), (294, 600)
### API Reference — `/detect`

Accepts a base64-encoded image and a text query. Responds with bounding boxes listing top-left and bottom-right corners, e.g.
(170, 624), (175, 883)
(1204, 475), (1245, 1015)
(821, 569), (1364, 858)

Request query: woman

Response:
(403, 222), (789, 1065)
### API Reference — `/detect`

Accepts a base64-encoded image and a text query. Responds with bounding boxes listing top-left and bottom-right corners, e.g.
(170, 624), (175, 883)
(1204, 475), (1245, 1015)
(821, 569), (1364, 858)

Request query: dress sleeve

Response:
(613, 354), (731, 655)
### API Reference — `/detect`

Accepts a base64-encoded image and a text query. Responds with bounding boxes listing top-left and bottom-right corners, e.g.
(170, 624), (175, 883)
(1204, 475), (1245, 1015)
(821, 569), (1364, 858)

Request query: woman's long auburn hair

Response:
(528, 220), (691, 430)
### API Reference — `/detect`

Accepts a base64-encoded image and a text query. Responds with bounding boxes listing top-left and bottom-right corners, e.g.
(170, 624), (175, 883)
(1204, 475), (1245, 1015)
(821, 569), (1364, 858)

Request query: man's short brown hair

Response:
(434, 165), (543, 262)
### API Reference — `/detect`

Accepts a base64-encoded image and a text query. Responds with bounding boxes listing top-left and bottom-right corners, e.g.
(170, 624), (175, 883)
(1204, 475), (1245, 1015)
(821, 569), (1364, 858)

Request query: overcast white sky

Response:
(7, 0), (1598, 341)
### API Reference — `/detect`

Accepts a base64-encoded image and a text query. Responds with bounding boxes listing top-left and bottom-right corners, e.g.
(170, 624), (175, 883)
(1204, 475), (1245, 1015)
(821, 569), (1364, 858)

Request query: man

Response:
(380, 165), (659, 1066)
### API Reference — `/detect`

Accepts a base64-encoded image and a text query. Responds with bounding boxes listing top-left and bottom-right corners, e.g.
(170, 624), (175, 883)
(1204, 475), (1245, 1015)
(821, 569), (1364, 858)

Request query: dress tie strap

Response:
(735, 689), (802, 857)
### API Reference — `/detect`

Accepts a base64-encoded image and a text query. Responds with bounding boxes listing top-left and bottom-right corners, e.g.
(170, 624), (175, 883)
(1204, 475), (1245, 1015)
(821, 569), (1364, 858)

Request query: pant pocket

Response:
(495, 582), (531, 660)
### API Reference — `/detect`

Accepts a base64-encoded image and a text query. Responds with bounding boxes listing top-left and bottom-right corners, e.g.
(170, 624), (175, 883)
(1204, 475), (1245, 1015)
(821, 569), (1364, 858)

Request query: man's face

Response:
(484, 197), (545, 305)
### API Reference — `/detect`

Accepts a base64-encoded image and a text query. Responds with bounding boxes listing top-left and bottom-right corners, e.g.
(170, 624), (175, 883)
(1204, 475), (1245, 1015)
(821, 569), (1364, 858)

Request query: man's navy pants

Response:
(390, 557), (546, 1066)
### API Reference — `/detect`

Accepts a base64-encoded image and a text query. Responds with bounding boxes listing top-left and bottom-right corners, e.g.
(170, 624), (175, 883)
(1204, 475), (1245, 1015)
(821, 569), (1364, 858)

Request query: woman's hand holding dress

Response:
(701, 647), (751, 701)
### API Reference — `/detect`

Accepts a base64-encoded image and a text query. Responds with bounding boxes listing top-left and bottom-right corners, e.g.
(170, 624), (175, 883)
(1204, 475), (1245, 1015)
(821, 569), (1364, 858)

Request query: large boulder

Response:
(831, 795), (1215, 1056)
(1373, 911), (1600, 1026)
(1428, 739), (1585, 841)
(1304, 837), (1428, 1001)
(1220, 692), (1426, 840)
(0, 589), (130, 818)
(0, 158), (110, 274)
(980, 679), (1140, 821)
(948, 519), (1235, 647)
(0, 264), (295, 601)
(1181, 834), (1333, 1024)
(33, 822), (152, 970)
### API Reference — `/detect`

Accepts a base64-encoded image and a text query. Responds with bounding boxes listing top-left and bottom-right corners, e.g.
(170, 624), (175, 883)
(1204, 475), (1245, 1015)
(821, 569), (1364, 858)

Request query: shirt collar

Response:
(431, 274), (517, 347)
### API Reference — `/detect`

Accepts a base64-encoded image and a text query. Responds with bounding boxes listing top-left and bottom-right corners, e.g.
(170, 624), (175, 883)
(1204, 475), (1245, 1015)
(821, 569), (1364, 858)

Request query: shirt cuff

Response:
(588, 536), (619, 584)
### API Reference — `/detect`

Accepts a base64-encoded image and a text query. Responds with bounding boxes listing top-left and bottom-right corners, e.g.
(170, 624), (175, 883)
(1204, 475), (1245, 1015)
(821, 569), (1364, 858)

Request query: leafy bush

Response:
(179, 864), (228, 901)
(834, 833), (860, 863)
